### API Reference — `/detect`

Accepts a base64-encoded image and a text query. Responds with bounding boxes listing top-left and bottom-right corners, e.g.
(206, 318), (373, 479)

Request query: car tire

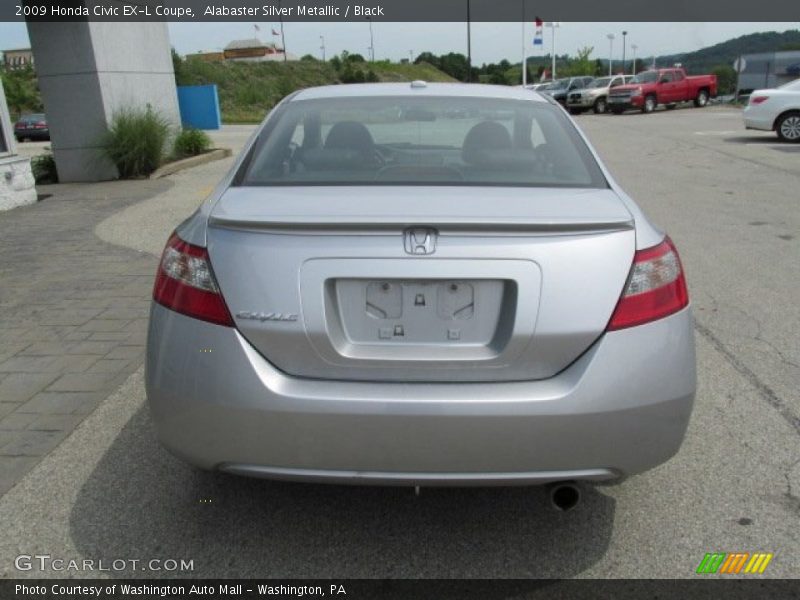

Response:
(642, 95), (657, 113)
(593, 97), (607, 114)
(776, 111), (800, 143)
(694, 89), (709, 107)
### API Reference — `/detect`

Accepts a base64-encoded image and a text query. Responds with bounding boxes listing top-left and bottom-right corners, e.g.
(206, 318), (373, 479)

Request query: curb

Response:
(149, 148), (233, 179)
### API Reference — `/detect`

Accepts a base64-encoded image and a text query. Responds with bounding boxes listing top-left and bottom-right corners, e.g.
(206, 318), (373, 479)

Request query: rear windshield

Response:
(236, 95), (606, 188)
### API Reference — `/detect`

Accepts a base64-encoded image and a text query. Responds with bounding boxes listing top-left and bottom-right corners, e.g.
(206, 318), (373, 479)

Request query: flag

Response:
(540, 68), (550, 82)
(533, 17), (543, 46)
(254, 24), (260, 31)
(272, 28), (280, 36)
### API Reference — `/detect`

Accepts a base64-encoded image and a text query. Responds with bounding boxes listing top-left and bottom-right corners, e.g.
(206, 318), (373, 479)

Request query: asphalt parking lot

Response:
(0, 108), (798, 579)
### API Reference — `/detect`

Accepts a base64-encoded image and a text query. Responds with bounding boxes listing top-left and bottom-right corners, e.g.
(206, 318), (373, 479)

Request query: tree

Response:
(171, 48), (187, 85)
(414, 52), (439, 66)
(0, 66), (42, 117)
(712, 64), (737, 95)
(567, 46), (594, 76)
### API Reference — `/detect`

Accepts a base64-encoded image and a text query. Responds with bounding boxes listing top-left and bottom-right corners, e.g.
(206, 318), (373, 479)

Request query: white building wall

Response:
(0, 78), (37, 212)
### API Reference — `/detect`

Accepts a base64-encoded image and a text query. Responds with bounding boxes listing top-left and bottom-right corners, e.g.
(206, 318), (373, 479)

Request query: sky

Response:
(1, 21), (798, 64)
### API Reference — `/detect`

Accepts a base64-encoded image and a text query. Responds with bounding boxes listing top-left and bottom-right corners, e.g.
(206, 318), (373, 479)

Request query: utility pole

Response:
(320, 35), (325, 61)
(607, 33), (615, 76)
(521, 1), (526, 86)
(466, 0), (472, 82)
(279, 0), (287, 62)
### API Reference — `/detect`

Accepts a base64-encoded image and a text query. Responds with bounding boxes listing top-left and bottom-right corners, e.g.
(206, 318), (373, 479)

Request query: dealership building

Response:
(736, 50), (800, 92)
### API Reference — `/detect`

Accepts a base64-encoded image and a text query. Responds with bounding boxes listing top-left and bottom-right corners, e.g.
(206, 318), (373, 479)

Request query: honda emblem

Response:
(404, 228), (437, 255)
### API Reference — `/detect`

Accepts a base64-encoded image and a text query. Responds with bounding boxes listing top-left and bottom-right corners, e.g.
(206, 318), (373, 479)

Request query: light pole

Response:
(546, 22), (560, 80)
(622, 31), (627, 74)
(606, 33), (615, 76)
(319, 35), (325, 61)
(409, 50), (414, 63)
(367, 17), (375, 61)
(631, 44), (638, 75)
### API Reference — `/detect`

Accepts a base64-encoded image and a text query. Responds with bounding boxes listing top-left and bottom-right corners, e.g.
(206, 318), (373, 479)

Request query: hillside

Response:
(644, 29), (800, 74)
(175, 57), (455, 123)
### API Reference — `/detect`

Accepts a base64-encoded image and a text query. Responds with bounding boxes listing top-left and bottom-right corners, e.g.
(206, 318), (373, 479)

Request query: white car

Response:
(743, 78), (800, 142)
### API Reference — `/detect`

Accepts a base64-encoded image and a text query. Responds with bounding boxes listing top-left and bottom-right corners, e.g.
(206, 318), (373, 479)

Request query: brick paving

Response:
(0, 179), (170, 495)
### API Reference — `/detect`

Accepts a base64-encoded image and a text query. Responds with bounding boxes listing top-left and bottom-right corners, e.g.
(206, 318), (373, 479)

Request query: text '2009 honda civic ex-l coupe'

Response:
(146, 82), (696, 496)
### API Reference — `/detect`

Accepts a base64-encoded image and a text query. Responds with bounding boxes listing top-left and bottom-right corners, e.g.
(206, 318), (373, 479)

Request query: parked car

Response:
(146, 83), (696, 500)
(541, 76), (596, 106)
(13, 113), (50, 142)
(567, 75), (635, 114)
(743, 78), (800, 142)
(526, 81), (552, 91)
(607, 68), (717, 114)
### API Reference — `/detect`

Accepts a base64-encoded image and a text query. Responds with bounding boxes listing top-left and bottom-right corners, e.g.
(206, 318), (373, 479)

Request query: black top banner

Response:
(2, 0), (798, 22)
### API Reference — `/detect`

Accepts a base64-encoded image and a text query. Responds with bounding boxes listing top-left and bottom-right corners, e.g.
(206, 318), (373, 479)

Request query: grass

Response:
(172, 128), (212, 159)
(101, 107), (170, 178)
(178, 58), (456, 123)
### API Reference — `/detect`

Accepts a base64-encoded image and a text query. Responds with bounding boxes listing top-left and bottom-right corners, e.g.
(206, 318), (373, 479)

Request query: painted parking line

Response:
(693, 130), (740, 136)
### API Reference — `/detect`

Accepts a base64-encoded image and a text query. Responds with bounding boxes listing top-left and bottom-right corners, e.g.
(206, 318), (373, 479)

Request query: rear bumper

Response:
(743, 110), (773, 131)
(14, 128), (49, 140)
(146, 303), (696, 485)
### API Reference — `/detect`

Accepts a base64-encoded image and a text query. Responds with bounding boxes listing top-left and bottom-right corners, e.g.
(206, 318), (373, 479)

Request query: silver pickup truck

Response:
(567, 75), (634, 114)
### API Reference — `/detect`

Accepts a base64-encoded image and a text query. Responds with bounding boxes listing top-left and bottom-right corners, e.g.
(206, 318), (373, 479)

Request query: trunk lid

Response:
(207, 186), (636, 382)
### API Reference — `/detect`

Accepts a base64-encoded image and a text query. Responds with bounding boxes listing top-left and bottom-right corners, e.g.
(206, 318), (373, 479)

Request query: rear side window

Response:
(237, 96), (606, 188)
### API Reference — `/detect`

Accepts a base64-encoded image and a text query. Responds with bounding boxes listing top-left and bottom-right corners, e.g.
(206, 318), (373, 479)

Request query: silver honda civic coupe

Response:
(146, 82), (696, 489)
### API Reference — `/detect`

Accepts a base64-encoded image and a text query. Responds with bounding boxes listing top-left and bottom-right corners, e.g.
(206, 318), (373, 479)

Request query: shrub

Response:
(102, 106), (169, 178)
(173, 128), (212, 159)
(31, 149), (58, 184)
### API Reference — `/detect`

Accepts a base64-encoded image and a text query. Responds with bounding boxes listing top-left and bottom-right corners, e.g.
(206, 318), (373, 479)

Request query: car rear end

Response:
(146, 83), (696, 486)
(744, 90), (778, 131)
(14, 114), (49, 141)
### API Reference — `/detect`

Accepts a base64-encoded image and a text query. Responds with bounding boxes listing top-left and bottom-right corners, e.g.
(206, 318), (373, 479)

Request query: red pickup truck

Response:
(607, 67), (717, 114)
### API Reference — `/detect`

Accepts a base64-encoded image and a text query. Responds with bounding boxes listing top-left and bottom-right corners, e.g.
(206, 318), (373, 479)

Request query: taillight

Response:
(607, 236), (689, 331)
(750, 96), (769, 105)
(152, 232), (233, 326)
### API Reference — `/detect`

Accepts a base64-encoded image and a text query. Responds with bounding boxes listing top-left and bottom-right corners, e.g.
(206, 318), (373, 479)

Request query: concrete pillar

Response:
(26, 22), (181, 182)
